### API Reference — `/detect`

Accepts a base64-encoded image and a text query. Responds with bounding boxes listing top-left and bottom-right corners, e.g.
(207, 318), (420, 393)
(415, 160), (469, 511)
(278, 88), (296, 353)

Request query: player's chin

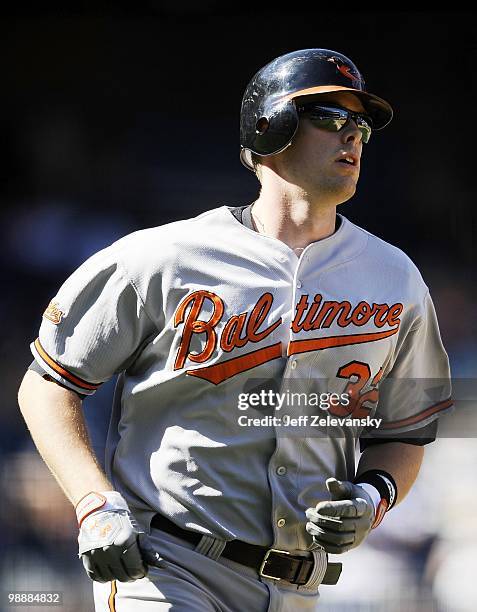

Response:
(334, 181), (358, 205)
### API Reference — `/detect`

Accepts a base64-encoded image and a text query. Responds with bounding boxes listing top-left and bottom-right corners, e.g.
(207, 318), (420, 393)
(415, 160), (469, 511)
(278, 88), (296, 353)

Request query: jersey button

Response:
(276, 466), (287, 476)
(277, 518), (286, 528)
(296, 280), (302, 288)
(290, 360), (297, 370)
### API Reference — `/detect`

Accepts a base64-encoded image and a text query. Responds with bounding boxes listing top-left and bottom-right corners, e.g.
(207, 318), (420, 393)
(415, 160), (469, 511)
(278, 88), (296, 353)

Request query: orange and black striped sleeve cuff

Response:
(31, 338), (102, 395)
(378, 397), (454, 431)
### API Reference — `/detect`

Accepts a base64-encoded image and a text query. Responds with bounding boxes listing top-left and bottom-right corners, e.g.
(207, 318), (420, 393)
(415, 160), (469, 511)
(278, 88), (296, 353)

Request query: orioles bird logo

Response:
(327, 56), (361, 85)
(43, 301), (64, 325)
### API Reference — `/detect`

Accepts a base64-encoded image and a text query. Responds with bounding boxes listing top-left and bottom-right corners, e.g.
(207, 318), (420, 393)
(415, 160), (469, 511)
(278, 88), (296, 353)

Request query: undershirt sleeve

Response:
(28, 358), (87, 399)
(359, 419), (438, 452)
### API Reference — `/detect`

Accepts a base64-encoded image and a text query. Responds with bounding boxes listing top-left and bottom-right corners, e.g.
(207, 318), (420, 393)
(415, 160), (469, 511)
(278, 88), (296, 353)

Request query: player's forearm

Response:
(356, 442), (424, 505)
(18, 369), (112, 506)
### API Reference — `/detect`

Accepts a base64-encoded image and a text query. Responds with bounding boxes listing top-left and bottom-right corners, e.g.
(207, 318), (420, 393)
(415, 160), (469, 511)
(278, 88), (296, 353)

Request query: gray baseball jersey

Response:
(31, 206), (452, 552)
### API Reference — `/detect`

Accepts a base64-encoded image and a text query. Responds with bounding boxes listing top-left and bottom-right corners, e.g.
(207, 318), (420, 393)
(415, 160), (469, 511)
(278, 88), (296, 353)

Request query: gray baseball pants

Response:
(93, 528), (324, 611)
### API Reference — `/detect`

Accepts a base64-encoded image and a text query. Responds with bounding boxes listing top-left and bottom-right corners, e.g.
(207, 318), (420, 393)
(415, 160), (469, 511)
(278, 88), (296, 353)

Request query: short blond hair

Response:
(251, 152), (263, 183)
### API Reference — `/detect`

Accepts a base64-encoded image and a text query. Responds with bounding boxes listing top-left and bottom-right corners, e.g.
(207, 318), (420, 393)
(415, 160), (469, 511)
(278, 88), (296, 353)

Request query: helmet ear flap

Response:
(243, 100), (299, 167)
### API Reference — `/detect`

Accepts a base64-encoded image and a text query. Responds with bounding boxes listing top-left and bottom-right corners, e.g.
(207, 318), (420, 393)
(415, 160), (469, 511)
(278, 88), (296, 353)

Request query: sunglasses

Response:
(296, 103), (373, 144)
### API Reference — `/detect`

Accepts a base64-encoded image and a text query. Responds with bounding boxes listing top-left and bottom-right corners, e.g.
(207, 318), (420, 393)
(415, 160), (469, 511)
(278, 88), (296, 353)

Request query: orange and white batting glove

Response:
(76, 491), (165, 583)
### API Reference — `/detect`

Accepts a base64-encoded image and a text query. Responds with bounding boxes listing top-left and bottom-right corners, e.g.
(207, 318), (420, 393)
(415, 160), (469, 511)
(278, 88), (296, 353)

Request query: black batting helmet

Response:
(240, 48), (393, 170)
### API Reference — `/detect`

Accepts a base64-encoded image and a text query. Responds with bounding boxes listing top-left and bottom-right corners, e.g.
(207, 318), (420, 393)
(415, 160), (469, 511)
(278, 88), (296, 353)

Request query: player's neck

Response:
(251, 190), (337, 253)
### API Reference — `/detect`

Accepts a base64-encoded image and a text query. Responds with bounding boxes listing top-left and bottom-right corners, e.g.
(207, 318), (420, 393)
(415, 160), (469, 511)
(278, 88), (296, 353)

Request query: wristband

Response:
(354, 470), (398, 528)
(354, 470), (397, 507)
(75, 490), (129, 527)
(355, 482), (381, 514)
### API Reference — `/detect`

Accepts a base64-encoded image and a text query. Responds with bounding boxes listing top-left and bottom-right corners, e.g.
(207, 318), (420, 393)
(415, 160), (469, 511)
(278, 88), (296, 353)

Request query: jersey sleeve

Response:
(31, 245), (157, 396)
(369, 290), (453, 437)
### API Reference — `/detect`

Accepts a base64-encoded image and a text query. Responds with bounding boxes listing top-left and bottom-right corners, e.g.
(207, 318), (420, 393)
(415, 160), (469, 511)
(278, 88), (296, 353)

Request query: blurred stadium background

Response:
(1, 6), (476, 611)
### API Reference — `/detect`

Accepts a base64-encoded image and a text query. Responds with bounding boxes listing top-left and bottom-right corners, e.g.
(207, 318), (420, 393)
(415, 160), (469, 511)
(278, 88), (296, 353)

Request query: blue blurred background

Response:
(1, 6), (476, 611)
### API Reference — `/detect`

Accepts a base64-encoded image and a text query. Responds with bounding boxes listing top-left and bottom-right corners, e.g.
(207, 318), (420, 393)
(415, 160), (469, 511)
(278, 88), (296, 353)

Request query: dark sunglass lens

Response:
(306, 106), (348, 132)
(301, 105), (372, 141)
(361, 127), (371, 143)
(356, 116), (372, 143)
(317, 117), (348, 132)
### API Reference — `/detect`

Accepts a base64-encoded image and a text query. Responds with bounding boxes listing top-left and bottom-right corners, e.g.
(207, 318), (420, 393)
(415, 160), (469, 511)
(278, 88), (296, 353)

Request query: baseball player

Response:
(18, 48), (452, 611)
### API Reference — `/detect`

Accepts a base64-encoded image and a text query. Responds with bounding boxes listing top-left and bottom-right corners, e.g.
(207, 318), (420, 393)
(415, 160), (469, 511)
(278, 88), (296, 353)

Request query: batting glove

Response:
(76, 491), (165, 583)
(305, 478), (375, 554)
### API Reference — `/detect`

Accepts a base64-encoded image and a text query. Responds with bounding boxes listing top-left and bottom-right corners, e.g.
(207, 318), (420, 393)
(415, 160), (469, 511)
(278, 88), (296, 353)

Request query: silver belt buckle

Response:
(259, 548), (290, 581)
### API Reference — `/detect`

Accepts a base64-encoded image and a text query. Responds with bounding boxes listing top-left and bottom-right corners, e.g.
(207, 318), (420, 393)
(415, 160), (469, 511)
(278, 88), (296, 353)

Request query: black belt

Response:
(150, 513), (341, 586)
